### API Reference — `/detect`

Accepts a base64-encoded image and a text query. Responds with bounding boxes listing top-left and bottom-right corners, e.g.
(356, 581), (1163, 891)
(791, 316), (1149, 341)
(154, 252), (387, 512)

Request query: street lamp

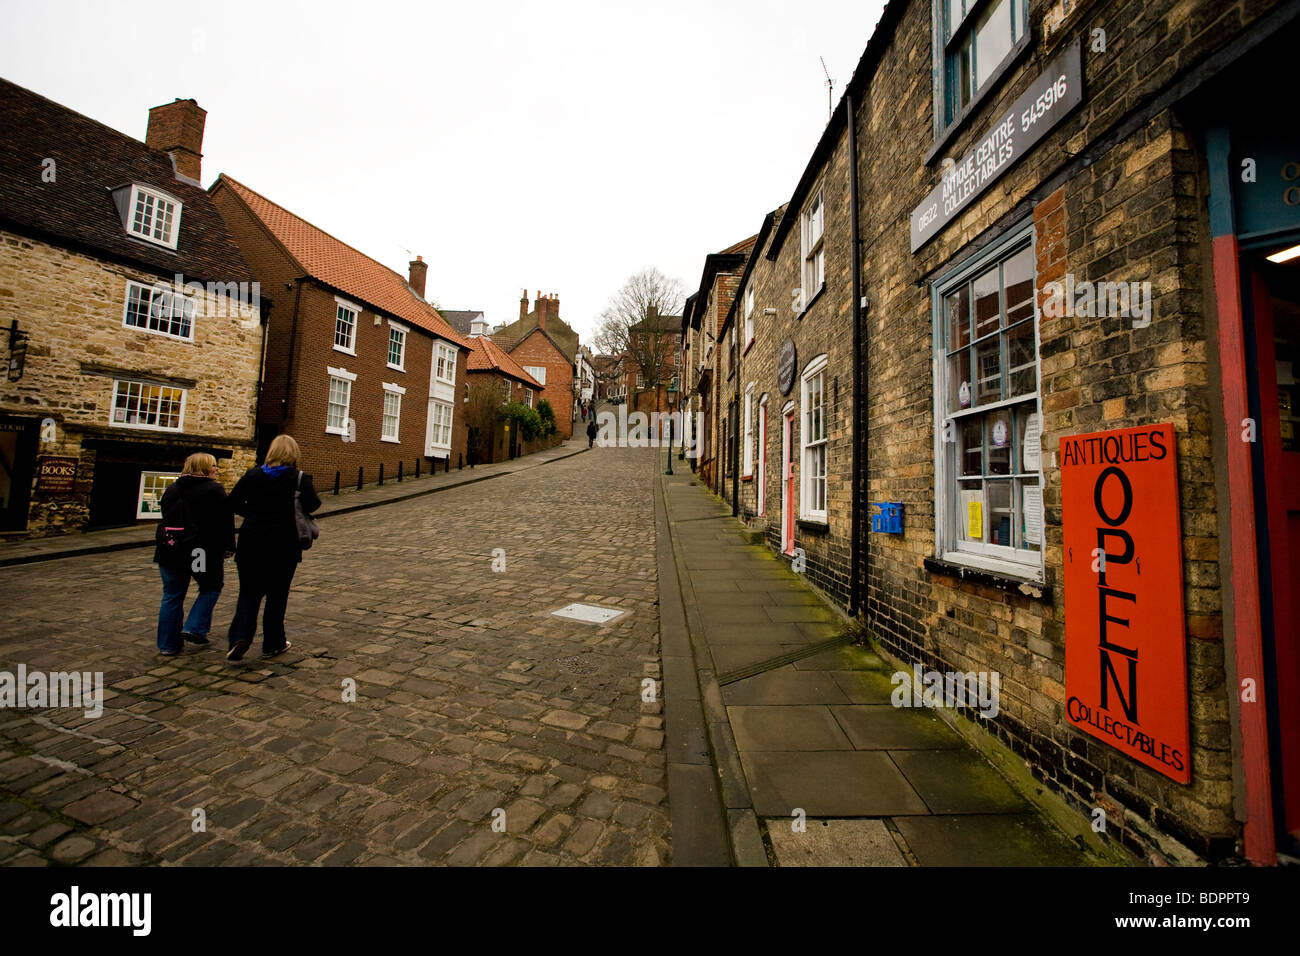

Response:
(665, 380), (678, 476)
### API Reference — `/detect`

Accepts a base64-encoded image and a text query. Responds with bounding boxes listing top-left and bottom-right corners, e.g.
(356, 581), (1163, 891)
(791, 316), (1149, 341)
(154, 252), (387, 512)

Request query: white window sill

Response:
(109, 422), (183, 433)
(939, 549), (1044, 585)
(381, 436), (400, 444)
(325, 426), (348, 436)
(123, 325), (194, 344)
(387, 363), (405, 373)
(333, 344), (356, 357)
(799, 514), (828, 526)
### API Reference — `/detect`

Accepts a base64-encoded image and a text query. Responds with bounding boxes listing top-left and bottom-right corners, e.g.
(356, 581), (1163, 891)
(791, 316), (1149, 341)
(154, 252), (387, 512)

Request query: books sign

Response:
(1061, 423), (1190, 783)
(37, 456), (78, 495)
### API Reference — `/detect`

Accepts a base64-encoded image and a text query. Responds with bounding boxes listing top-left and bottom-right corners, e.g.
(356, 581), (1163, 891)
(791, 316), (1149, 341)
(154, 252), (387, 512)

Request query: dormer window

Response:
(126, 185), (181, 249)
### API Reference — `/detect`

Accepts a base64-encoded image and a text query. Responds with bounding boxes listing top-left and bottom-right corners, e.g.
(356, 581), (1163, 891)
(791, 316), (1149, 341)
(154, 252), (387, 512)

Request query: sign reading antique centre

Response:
(1061, 423), (1190, 783)
(910, 40), (1083, 252)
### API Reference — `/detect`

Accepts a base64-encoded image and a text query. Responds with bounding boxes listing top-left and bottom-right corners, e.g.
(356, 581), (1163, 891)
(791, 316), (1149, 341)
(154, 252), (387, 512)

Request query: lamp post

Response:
(665, 380), (678, 476)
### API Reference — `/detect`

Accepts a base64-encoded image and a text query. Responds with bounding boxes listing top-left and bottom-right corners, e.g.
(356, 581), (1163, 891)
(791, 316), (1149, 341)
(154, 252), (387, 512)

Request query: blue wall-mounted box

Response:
(871, 502), (904, 534)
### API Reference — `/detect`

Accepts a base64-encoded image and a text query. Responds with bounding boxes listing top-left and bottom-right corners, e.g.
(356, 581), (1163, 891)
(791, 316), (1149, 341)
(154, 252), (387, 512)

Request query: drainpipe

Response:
(282, 276), (305, 430)
(847, 89), (864, 618)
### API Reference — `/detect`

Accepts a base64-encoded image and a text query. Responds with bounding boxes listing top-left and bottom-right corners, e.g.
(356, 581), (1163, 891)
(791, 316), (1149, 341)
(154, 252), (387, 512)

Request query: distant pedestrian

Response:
(153, 453), (235, 656)
(225, 434), (320, 662)
(586, 417), (598, 448)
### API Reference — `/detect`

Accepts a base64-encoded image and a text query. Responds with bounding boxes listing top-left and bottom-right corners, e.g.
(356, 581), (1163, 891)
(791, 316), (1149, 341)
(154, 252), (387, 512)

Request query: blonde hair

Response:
(182, 452), (217, 476)
(264, 434), (301, 468)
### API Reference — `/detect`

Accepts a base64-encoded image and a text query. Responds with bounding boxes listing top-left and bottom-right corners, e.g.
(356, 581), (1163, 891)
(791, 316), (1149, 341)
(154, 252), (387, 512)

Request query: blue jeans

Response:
(157, 564), (223, 653)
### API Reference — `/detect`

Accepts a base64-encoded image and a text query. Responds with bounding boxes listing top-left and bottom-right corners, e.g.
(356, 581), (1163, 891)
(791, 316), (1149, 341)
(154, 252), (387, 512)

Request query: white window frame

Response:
(127, 184), (181, 249)
(325, 365), (356, 436)
(122, 280), (196, 342)
(525, 388), (534, 408)
(932, 220), (1043, 583)
(504, 379), (512, 402)
(436, 343), (457, 384)
(800, 184), (826, 308)
(742, 382), (755, 477)
(428, 399), (453, 450)
(799, 355), (828, 522)
(381, 382), (405, 443)
(137, 470), (180, 519)
(757, 395), (768, 516)
(523, 365), (547, 386)
(387, 321), (407, 371)
(334, 297), (359, 356)
(744, 285), (755, 346)
(109, 379), (186, 432)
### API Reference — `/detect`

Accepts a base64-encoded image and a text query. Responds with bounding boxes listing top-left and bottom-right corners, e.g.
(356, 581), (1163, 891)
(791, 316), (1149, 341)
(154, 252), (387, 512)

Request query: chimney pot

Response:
(408, 256), (428, 298)
(146, 98), (207, 182)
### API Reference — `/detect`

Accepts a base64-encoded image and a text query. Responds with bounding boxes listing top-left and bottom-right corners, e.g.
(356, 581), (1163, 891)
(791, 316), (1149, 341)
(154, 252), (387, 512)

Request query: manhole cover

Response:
(552, 603), (626, 624)
(554, 656), (600, 675)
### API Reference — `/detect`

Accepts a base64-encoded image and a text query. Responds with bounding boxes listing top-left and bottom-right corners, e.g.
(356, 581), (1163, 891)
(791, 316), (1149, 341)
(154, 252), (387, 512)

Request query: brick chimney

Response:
(408, 255), (427, 298)
(146, 98), (206, 182)
(520, 288), (529, 321)
(537, 294), (548, 331)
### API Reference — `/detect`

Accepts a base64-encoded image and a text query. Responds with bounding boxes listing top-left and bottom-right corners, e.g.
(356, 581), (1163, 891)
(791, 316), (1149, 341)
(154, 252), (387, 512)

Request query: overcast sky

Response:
(1, 0), (889, 343)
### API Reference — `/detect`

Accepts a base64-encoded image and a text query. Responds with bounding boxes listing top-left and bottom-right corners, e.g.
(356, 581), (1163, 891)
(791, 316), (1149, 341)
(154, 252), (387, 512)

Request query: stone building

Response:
(681, 0), (1300, 865)
(209, 177), (470, 485)
(0, 81), (261, 536)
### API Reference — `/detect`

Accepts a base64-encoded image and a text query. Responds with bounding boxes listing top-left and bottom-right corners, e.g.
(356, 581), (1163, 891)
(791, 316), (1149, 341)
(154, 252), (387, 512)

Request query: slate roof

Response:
(440, 310), (483, 335)
(212, 174), (468, 348)
(0, 77), (251, 284)
(467, 336), (542, 389)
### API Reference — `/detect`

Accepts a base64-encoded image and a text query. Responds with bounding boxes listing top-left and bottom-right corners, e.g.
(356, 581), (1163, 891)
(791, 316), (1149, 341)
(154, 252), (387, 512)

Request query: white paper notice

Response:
(1023, 485), (1042, 545)
(1022, 413), (1042, 471)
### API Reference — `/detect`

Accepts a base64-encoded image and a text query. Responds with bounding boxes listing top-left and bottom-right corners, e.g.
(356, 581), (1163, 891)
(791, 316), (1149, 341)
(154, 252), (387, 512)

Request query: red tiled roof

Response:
(214, 175), (468, 348)
(467, 336), (542, 389)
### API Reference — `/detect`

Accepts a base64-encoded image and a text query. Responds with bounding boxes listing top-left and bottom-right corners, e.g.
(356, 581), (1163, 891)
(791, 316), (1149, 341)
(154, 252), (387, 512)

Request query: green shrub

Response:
(536, 399), (557, 437)
(500, 401), (543, 442)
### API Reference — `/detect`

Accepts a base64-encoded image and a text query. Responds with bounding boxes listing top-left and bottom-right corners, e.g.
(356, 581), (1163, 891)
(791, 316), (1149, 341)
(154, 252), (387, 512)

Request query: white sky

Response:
(1, 0), (889, 343)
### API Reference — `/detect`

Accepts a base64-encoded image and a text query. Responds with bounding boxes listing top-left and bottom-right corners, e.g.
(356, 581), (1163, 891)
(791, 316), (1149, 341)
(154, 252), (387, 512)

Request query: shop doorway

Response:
(1244, 252), (1300, 855)
(0, 417), (37, 532)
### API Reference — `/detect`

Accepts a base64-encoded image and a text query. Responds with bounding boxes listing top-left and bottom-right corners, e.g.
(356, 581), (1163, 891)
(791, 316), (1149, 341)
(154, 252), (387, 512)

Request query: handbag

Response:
(156, 483), (200, 565)
(294, 470), (320, 550)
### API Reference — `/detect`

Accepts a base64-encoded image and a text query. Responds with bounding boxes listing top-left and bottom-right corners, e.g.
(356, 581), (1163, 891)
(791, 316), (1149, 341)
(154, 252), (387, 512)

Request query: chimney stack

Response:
(520, 288), (529, 321)
(146, 98), (207, 182)
(408, 255), (428, 298)
(537, 293), (547, 331)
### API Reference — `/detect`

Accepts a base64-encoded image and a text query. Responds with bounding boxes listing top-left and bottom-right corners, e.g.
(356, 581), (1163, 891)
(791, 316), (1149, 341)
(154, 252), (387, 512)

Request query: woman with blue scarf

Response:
(225, 434), (320, 661)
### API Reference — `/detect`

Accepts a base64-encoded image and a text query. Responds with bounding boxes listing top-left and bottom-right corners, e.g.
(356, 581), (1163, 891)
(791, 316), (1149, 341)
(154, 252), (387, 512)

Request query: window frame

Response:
(387, 321), (407, 371)
(933, 0), (1032, 140)
(742, 382), (755, 478)
(137, 470), (180, 519)
(381, 382), (405, 443)
(800, 184), (826, 310)
(931, 219), (1044, 582)
(126, 184), (182, 249)
(744, 285), (755, 347)
(757, 394), (768, 516)
(428, 398), (453, 450)
(109, 378), (186, 432)
(436, 343), (458, 384)
(334, 298), (359, 356)
(122, 280), (196, 342)
(523, 365), (547, 386)
(325, 366), (356, 436)
(799, 355), (829, 522)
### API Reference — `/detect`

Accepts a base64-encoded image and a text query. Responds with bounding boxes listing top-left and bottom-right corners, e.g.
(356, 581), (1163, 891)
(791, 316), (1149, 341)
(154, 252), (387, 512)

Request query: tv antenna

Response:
(820, 57), (835, 120)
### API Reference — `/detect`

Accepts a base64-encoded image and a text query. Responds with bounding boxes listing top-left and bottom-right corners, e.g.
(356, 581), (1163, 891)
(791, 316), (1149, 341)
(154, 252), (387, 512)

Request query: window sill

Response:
(325, 427), (347, 437)
(797, 285), (826, 320)
(333, 344), (356, 358)
(797, 517), (829, 533)
(924, 32), (1033, 166)
(743, 338), (755, 357)
(387, 363), (405, 373)
(741, 474), (753, 482)
(923, 555), (1048, 600)
(381, 436), (400, 444)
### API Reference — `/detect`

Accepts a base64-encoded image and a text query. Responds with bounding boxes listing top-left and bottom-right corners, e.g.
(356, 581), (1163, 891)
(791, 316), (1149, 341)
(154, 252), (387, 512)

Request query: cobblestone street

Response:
(0, 446), (669, 866)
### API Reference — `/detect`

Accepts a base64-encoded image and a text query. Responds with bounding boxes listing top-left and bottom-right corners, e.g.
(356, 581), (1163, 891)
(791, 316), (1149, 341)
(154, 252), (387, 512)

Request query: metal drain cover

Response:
(552, 603), (626, 624)
(554, 655), (600, 675)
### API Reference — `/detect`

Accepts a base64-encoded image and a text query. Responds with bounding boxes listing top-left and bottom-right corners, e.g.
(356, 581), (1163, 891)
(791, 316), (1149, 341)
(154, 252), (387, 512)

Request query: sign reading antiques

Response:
(910, 40), (1084, 252)
(1060, 423), (1190, 783)
(778, 338), (798, 396)
(36, 456), (78, 495)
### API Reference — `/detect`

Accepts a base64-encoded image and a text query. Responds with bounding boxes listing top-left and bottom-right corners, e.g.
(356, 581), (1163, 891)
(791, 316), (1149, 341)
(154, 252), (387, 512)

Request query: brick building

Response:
(210, 177), (470, 486)
(491, 291), (577, 438)
(0, 81), (261, 536)
(464, 334), (544, 463)
(627, 305), (683, 416)
(680, 0), (1300, 864)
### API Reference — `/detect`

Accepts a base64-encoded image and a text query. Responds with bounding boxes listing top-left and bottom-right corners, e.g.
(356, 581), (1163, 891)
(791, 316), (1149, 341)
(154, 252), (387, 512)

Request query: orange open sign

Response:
(1061, 423), (1190, 783)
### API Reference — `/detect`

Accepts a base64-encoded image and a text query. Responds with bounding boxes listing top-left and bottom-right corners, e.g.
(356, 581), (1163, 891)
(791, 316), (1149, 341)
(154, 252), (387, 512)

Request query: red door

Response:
(782, 408), (795, 556)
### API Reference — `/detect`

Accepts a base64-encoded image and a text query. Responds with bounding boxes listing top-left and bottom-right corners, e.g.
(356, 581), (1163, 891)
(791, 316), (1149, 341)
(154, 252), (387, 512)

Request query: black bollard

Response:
(333, 470), (340, 495)
(357, 467), (363, 491)
(415, 457), (421, 478)
(458, 453), (463, 470)
(397, 460), (403, 483)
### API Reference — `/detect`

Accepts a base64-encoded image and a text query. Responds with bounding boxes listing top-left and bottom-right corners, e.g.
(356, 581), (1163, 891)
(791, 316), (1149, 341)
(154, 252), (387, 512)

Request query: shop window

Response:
(137, 471), (179, 519)
(933, 222), (1042, 579)
(800, 355), (828, 520)
(111, 379), (185, 431)
(937, 0), (1030, 133)
(123, 281), (196, 341)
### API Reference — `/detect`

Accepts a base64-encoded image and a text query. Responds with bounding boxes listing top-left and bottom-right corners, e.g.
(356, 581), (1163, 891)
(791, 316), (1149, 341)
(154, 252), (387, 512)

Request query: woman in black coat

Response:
(225, 434), (320, 661)
(154, 453), (236, 655)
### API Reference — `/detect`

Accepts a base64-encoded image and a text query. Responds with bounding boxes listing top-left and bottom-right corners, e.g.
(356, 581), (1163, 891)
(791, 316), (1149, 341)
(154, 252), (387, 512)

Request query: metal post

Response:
(397, 460), (403, 482)
(357, 467), (363, 491)
(333, 470), (340, 495)
(665, 416), (674, 475)
(378, 463), (384, 486)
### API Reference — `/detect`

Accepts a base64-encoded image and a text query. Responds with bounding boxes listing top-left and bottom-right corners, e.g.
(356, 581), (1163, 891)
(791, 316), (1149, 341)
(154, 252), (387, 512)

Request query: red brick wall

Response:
(507, 329), (574, 439)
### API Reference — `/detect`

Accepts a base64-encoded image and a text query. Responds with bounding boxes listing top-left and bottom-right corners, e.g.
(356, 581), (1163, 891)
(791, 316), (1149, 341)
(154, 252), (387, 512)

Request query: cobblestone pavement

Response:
(0, 446), (668, 866)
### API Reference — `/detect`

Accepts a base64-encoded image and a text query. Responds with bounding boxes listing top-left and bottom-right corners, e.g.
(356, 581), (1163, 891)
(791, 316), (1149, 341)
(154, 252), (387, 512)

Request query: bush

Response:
(536, 399), (557, 437)
(500, 401), (543, 442)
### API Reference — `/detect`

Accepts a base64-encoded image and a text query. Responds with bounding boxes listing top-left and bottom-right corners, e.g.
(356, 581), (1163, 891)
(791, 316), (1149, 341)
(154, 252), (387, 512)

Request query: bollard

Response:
(397, 460), (403, 483)
(357, 467), (363, 491)
(378, 463), (384, 486)
(458, 453), (463, 470)
(333, 470), (340, 496)
(415, 457), (421, 478)
(445, 456), (450, 474)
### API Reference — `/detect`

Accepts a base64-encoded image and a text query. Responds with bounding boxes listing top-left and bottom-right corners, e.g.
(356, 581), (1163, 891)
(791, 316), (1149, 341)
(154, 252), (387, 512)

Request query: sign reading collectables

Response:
(37, 456), (78, 495)
(1061, 423), (1190, 783)
(778, 338), (798, 396)
(910, 40), (1084, 252)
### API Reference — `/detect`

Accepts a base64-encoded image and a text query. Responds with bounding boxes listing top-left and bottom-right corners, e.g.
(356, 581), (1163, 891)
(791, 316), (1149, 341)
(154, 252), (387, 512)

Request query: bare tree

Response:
(594, 267), (685, 409)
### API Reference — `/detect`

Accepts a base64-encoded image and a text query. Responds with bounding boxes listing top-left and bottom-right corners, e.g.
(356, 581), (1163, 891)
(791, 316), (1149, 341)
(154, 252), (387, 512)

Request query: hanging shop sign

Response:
(910, 40), (1084, 252)
(778, 338), (798, 396)
(1060, 422), (1190, 783)
(36, 456), (78, 495)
